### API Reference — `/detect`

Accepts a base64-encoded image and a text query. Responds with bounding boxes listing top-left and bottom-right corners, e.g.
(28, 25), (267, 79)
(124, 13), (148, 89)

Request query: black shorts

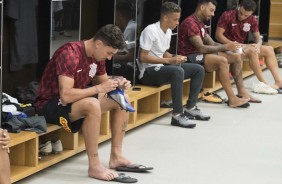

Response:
(187, 53), (205, 65)
(39, 98), (83, 133)
(187, 53), (218, 65)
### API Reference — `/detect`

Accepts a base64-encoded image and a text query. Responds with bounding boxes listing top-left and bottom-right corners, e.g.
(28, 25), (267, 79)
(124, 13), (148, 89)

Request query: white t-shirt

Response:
(138, 21), (172, 79)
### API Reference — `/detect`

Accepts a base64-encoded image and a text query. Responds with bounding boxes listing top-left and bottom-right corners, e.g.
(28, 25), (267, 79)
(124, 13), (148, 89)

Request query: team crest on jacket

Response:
(89, 63), (97, 78)
(243, 23), (251, 32)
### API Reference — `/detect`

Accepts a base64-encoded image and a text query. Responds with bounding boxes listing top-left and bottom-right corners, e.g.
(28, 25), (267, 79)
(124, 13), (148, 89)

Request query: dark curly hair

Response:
(93, 24), (126, 50)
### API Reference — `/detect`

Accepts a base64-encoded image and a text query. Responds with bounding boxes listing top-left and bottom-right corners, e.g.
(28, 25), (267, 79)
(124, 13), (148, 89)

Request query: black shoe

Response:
(277, 88), (282, 94)
(278, 61), (282, 68)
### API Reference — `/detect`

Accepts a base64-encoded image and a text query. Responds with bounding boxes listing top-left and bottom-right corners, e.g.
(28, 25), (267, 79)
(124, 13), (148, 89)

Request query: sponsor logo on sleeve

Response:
(201, 28), (205, 38)
(59, 117), (71, 132)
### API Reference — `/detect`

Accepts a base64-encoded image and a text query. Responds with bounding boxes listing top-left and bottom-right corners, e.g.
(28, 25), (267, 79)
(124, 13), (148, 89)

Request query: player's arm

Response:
(215, 27), (233, 44)
(189, 35), (226, 54)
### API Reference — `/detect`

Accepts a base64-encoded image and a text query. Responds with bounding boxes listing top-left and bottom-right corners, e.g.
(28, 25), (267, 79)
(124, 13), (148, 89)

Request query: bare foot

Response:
(109, 155), (132, 169)
(274, 81), (282, 89)
(88, 164), (118, 181)
(237, 93), (251, 101)
(228, 97), (249, 108)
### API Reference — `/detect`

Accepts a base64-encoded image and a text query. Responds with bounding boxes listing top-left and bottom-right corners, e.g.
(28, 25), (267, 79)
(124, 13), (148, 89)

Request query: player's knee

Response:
(85, 98), (101, 113)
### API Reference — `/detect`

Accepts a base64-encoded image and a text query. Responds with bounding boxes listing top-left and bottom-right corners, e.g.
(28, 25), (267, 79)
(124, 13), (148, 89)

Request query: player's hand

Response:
(168, 55), (187, 64)
(0, 129), (10, 153)
(251, 43), (260, 54)
(115, 77), (132, 90)
(178, 55), (187, 62)
(225, 42), (241, 52)
(241, 45), (247, 55)
(96, 79), (119, 93)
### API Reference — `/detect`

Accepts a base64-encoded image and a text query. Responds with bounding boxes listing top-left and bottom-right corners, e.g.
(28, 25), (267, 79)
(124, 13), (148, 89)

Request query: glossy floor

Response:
(16, 69), (282, 184)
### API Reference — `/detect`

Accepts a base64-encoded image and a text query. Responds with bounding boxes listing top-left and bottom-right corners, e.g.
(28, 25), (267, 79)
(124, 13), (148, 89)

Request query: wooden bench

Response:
(9, 79), (192, 183)
(9, 43), (276, 182)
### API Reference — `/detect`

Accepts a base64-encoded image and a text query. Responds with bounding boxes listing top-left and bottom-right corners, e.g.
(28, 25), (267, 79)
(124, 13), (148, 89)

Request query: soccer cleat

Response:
(107, 88), (135, 112)
(201, 92), (225, 104)
(279, 61), (282, 68)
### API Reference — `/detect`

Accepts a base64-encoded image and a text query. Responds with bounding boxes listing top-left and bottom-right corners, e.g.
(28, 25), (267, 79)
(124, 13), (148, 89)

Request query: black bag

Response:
(16, 81), (39, 104)
(112, 61), (140, 85)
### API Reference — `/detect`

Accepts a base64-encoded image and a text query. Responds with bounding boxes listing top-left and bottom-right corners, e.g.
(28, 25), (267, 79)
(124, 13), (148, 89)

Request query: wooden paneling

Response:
(269, 0), (282, 38)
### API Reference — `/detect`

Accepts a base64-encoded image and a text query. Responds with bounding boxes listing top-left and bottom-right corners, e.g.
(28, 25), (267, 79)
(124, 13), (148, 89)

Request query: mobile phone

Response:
(132, 87), (141, 91)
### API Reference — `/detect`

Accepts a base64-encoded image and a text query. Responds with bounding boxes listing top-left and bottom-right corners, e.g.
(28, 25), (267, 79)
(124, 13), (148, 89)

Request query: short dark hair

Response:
(240, 0), (257, 12)
(198, 0), (218, 6)
(160, 1), (181, 17)
(93, 24), (126, 50)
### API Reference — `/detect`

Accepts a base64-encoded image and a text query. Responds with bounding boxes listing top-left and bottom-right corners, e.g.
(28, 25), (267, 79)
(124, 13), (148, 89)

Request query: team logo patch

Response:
(89, 63), (97, 78)
(243, 23), (251, 32)
(154, 66), (161, 71)
(196, 54), (204, 61)
(58, 99), (67, 106)
(113, 63), (122, 68)
(59, 117), (71, 132)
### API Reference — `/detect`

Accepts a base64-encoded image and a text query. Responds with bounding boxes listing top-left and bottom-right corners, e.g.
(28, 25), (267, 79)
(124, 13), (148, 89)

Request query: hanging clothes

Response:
(5, 0), (38, 71)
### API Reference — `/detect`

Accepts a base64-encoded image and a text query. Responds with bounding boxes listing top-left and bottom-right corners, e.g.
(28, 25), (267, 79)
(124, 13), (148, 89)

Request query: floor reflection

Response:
(50, 29), (80, 57)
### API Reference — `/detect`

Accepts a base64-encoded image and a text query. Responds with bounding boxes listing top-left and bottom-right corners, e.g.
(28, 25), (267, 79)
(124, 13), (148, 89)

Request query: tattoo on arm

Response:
(253, 33), (262, 45)
(189, 36), (205, 52)
(190, 36), (225, 54)
(203, 34), (215, 45)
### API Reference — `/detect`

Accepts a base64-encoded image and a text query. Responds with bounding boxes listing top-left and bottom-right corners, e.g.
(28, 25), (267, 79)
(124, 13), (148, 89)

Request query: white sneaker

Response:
(160, 100), (173, 108)
(171, 113), (196, 128)
(39, 141), (52, 155)
(252, 82), (278, 95)
(184, 106), (211, 121)
(51, 140), (63, 154)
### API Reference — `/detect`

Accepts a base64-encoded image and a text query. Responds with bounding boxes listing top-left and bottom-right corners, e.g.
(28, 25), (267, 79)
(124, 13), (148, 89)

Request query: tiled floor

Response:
(16, 68), (282, 184)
